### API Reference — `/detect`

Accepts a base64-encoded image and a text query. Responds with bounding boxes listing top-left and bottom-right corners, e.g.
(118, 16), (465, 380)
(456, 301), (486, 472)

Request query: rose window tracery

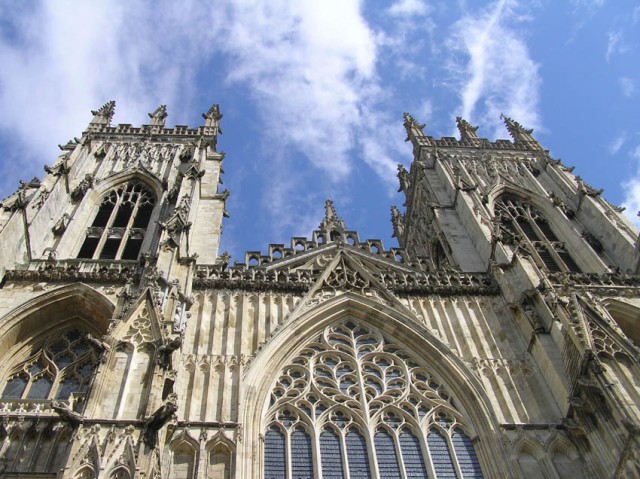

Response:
(264, 319), (483, 478)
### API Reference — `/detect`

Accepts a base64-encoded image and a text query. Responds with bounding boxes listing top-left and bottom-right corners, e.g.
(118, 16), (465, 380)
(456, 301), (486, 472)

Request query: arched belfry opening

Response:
(494, 193), (581, 273)
(77, 180), (157, 261)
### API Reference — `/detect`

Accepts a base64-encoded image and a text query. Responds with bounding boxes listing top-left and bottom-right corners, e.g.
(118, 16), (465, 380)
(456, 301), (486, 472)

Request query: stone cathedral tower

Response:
(0, 103), (638, 479)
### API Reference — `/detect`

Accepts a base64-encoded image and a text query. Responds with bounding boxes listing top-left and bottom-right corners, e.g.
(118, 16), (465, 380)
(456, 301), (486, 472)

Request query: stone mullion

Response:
(339, 428), (351, 479)
(306, 354), (322, 479)
(444, 428), (466, 479)
(393, 424), (410, 479)
(352, 332), (379, 479)
(114, 194), (142, 260)
(511, 210), (551, 272)
(526, 208), (570, 272)
(91, 192), (122, 260)
(285, 427), (292, 479)
(418, 428), (438, 479)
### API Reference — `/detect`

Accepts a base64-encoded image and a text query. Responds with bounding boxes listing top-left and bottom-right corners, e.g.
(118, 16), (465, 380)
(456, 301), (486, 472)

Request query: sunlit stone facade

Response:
(0, 103), (638, 478)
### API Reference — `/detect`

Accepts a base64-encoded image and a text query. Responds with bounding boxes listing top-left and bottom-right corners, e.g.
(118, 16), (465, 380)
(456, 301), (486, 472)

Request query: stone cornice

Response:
(5, 259), (141, 284)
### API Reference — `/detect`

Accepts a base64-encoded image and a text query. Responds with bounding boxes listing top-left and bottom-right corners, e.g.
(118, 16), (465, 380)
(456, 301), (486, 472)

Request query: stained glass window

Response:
(2, 330), (101, 401)
(453, 430), (484, 478)
(263, 319), (484, 478)
(319, 428), (344, 479)
(264, 427), (286, 479)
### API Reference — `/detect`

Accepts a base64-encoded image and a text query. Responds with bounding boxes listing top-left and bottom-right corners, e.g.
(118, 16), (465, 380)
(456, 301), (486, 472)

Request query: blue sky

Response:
(0, 0), (638, 263)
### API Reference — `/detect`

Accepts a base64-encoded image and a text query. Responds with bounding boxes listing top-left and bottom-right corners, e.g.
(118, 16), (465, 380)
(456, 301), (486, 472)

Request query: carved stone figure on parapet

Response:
(148, 105), (168, 127)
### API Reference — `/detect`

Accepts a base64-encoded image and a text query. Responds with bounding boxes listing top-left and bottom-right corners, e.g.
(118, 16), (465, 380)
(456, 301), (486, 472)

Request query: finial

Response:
(319, 199), (347, 239)
(324, 200), (338, 221)
(149, 105), (168, 126)
(202, 104), (223, 134)
(500, 114), (540, 150)
(501, 114), (533, 137)
(203, 104), (222, 121)
(403, 112), (426, 132)
(91, 100), (116, 120)
(456, 116), (479, 140)
(88, 101), (116, 129)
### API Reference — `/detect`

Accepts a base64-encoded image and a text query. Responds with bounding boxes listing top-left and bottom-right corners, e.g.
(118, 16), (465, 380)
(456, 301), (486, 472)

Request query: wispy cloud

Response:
(606, 30), (626, 62)
(446, 0), (541, 136)
(619, 77), (637, 97)
(609, 132), (627, 155)
(567, 0), (605, 42)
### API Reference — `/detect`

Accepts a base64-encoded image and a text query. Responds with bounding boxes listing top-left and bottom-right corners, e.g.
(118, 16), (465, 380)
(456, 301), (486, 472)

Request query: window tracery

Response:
(264, 319), (483, 478)
(1, 330), (101, 402)
(77, 181), (156, 261)
(495, 195), (581, 273)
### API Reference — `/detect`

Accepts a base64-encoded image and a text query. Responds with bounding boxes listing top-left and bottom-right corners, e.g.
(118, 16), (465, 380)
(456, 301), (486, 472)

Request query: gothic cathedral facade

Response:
(0, 103), (638, 478)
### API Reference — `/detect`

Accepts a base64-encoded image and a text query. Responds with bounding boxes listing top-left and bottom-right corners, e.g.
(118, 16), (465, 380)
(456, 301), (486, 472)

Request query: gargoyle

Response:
(52, 401), (84, 427)
(157, 336), (182, 370)
(143, 394), (178, 447)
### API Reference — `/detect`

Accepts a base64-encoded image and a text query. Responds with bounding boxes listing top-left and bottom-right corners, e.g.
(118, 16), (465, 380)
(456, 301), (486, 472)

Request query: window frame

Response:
(77, 181), (157, 261)
(495, 195), (581, 273)
(1, 329), (101, 403)
(262, 319), (484, 479)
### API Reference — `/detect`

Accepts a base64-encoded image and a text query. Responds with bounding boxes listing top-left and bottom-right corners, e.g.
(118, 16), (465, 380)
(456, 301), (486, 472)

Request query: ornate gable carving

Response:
(577, 296), (637, 362)
(287, 250), (416, 323)
(111, 290), (164, 347)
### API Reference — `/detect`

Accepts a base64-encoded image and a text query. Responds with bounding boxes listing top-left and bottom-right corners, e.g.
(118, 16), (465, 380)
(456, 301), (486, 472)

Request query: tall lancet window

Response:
(263, 320), (484, 479)
(495, 195), (581, 273)
(77, 181), (156, 261)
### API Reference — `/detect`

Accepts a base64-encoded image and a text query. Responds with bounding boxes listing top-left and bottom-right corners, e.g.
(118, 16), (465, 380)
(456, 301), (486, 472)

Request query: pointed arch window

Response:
(1, 330), (101, 402)
(263, 320), (484, 478)
(77, 181), (156, 261)
(495, 195), (580, 273)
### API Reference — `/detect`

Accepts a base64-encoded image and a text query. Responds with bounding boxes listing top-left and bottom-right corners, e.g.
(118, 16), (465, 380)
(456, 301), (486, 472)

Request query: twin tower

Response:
(0, 102), (637, 478)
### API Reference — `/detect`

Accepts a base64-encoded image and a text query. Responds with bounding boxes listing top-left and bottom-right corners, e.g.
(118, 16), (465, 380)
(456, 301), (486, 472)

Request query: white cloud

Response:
(0, 1), (221, 194)
(619, 77), (637, 97)
(621, 180), (640, 228)
(219, 1), (378, 182)
(446, 0), (541, 137)
(0, 0), (414, 248)
(621, 146), (640, 228)
(609, 133), (627, 155)
(606, 30), (626, 62)
(388, 0), (429, 17)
